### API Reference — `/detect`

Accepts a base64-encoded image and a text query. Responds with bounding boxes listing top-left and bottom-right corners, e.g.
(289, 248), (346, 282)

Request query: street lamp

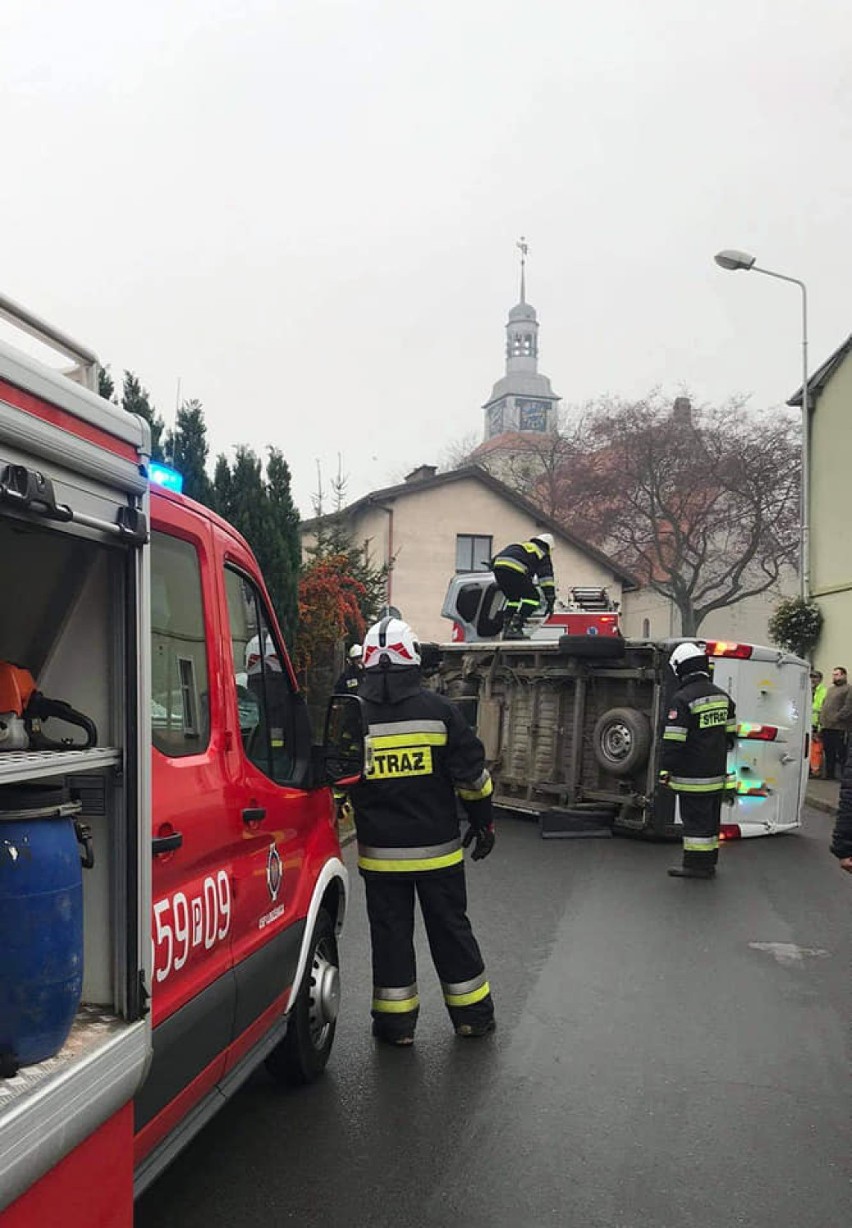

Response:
(714, 249), (809, 599)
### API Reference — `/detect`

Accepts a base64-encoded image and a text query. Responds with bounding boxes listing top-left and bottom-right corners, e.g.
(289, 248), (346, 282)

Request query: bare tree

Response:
(438, 431), (481, 471)
(566, 394), (800, 634)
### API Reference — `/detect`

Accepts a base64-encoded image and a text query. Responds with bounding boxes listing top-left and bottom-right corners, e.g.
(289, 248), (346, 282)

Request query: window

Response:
(224, 567), (296, 784)
(151, 532), (210, 757)
(456, 534), (492, 573)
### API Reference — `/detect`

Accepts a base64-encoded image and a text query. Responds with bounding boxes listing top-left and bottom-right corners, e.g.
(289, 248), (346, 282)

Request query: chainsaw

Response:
(0, 663), (97, 751)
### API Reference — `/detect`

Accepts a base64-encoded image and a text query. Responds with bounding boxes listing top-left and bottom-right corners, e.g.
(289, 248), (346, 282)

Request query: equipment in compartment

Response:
(0, 663), (97, 752)
(0, 784), (94, 1074)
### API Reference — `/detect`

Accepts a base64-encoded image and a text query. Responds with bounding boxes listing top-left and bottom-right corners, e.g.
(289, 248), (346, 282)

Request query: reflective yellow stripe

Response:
(370, 732), (448, 749)
(683, 836), (719, 851)
(494, 558), (528, 574)
(669, 782), (726, 793)
(358, 848), (465, 873)
(663, 731), (687, 742)
(372, 996), (420, 1013)
(444, 981), (491, 1008)
(457, 777), (494, 802)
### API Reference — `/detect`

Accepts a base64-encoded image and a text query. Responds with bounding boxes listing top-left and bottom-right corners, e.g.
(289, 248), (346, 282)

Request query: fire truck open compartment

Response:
(0, 341), (151, 1213)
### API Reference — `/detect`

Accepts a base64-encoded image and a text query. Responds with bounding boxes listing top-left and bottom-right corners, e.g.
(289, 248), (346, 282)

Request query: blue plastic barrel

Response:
(0, 785), (84, 1070)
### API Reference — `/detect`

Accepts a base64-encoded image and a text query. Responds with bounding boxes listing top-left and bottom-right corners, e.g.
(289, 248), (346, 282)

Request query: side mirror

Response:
(323, 693), (366, 786)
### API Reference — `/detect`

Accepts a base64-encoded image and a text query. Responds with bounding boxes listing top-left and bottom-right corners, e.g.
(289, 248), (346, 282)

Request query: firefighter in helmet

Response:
(334, 643), (363, 695)
(348, 616), (496, 1045)
(492, 533), (556, 640)
(660, 642), (737, 879)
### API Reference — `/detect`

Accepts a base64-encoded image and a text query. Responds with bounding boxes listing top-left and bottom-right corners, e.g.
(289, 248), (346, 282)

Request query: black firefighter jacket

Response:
(830, 744), (852, 859)
(492, 540), (555, 596)
(348, 667), (493, 875)
(660, 672), (737, 794)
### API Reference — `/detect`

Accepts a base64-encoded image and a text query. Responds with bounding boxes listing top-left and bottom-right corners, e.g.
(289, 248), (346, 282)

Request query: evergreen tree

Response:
(212, 447), (300, 642)
(122, 371), (166, 461)
(164, 398), (213, 506)
(307, 461), (390, 629)
(98, 366), (115, 402)
(213, 453), (234, 519)
(263, 448), (301, 643)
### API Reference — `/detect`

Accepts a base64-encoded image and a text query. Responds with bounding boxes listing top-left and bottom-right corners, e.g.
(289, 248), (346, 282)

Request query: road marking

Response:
(749, 942), (829, 966)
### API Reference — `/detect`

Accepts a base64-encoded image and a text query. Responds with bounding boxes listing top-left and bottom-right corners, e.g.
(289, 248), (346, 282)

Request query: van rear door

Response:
(710, 646), (808, 835)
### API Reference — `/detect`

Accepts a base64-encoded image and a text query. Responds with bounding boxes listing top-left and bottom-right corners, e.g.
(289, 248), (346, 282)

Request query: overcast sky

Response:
(1, 0), (850, 514)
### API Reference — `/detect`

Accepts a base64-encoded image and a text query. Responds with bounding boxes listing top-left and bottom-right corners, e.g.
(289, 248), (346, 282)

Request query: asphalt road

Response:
(137, 809), (852, 1228)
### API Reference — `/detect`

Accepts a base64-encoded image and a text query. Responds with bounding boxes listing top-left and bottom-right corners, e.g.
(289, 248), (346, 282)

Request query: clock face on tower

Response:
(517, 398), (550, 432)
(487, 402), (505, 435)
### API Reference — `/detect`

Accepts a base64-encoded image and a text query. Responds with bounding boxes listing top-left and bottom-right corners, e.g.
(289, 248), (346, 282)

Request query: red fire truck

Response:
(0, 294), (362, 1223)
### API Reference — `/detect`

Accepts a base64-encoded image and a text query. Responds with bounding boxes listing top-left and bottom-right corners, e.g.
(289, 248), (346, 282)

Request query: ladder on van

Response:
(0, 291), (100, 392)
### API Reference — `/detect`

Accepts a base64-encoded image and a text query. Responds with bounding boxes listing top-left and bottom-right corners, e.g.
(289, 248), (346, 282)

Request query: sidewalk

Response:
(805, 777), (840, 815)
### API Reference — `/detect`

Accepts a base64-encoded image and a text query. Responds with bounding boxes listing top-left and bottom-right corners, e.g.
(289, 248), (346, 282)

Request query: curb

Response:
(806, 793), (837, 816)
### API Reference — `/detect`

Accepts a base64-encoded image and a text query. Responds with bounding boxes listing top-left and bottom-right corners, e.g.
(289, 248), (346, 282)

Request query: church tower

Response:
(481, 239), (560, 441)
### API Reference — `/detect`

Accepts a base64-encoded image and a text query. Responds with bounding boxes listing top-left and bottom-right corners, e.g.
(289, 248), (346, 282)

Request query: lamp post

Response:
(714, 249), (810, 600)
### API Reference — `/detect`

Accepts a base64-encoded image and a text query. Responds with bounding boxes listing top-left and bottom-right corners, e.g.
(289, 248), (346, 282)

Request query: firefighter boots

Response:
(502, 610), (529, 640)
(456, 1019), (496, 1038)
(667, 866), (716, 879)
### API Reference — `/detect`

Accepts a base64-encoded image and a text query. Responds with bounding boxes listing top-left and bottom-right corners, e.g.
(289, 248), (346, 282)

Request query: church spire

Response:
(516, 235), (528, 304)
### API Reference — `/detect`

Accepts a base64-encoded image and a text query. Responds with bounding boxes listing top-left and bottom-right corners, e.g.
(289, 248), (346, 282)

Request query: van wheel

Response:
(592, 707), (651, 777)
(265, 909), (339, 1086)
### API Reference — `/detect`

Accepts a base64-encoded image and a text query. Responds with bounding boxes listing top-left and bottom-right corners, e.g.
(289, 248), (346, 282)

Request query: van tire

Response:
(540, 806), (615, 839)
(592, 707), (651, 777)
(265, 908), (339, 1086)
(558, 634), (626, 659)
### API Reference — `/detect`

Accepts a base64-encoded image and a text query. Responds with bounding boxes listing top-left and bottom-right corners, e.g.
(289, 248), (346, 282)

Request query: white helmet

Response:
(363, 617), (421, 669)
(349, 644), (363, 661)
(534, 532), (554, 550)
(245, 632), (282, 674)
(669, 641), (708, 676)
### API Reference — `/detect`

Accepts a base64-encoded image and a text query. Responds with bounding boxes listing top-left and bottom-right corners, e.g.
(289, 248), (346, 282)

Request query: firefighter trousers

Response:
(363, 867), (494, 1039)
(493, 566), (539, 629)
(679, 792), (722, 871)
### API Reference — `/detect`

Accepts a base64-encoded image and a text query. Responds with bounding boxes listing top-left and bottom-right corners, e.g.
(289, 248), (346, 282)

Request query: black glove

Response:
(462, 823), (495, 861)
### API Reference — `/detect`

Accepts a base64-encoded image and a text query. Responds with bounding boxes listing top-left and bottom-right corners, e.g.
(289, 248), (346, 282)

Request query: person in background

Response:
(334, 643), (364, 695)
(829, 742), (852, 874)
(819, 666), (852, 782)
(810, 670), (827, 778)
(492, 533), (556, 640)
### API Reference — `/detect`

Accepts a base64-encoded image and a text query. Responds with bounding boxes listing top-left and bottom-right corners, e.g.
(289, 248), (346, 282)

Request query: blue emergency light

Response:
(148, 462), (184, 494)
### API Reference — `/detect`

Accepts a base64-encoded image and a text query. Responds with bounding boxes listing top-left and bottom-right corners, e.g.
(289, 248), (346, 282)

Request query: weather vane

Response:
(516, 236), (529, 302)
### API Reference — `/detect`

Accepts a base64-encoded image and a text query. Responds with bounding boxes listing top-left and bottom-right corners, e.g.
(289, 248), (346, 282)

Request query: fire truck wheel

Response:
(266, 908), (339, 1086)
(592, 707), (651, 776)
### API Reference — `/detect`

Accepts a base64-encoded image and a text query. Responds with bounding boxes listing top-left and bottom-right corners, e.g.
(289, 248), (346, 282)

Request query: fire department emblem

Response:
(266, 843), (282, 902)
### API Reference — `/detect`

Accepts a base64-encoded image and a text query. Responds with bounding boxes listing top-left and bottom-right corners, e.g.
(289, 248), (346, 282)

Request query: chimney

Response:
(404, 464), (438, 484)
(671, 396), (692, 425)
